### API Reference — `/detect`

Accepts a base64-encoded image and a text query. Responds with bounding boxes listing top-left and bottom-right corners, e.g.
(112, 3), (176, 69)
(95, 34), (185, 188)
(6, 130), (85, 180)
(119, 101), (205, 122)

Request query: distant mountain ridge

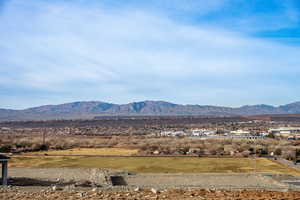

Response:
(1, 100), (300, 121)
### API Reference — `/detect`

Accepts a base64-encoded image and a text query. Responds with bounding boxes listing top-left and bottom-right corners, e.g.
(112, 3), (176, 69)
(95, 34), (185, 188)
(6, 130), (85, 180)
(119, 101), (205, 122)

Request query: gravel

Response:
(9, 167), (111, 186)
(125, 173), (287, 190)
(5, 167), (299, 192)
(1, 189), (300, 200)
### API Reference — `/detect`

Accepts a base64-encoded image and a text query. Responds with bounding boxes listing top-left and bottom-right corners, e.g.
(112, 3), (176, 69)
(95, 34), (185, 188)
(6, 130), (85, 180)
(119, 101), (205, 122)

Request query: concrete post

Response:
(2, 162), (8, 186)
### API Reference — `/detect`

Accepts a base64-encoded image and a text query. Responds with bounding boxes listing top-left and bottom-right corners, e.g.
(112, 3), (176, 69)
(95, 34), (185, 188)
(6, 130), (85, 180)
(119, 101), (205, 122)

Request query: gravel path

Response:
(275, 158), (300, 169)
(125, 173), (286, 190)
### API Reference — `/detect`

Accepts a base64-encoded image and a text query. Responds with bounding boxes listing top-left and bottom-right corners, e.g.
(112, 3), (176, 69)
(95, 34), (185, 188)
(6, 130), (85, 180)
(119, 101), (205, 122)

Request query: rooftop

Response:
(269, 127), (300, 131)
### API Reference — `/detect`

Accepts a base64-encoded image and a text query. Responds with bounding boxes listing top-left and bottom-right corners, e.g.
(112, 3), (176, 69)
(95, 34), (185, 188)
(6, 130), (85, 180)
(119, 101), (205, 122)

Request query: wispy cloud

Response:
(0, 0), (300, 108)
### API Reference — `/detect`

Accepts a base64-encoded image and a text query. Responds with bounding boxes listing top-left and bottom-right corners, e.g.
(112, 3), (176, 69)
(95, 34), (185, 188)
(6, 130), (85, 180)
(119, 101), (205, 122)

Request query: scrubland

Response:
(1, 135), (298, 160)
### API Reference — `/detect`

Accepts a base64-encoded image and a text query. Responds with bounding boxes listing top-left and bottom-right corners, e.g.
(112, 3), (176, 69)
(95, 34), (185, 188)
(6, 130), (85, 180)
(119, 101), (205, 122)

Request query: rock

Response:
(75, 180), (92, 187)
(63, 184), (76, 192)
(134, 187), (140, 192)
(151, 188), (158, 194)
(153, 150), (160, 155)
(92, 188), (97, 192)
(52, 186), (57, 191)
(52, 185), (63, 191)
(77, 192), (84, 197)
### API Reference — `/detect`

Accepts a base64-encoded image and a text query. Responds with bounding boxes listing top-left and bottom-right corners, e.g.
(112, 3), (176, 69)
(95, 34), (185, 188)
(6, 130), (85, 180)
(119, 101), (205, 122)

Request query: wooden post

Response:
(43, 131), (46, 146)
(2, 162), (8, 186)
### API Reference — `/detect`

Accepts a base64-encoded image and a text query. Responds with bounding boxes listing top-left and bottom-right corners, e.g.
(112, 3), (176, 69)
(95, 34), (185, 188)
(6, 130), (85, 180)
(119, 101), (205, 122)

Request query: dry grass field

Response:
(9, 156), (300, 175)
(25, 148), (139, 156)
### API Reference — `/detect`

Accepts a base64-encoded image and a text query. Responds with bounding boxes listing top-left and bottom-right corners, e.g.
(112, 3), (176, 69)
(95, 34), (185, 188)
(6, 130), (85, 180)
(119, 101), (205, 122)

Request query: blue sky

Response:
(1, 0), (300, 109)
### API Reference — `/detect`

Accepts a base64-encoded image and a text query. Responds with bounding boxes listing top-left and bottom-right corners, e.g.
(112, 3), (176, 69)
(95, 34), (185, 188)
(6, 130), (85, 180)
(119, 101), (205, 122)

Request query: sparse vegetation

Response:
(1, 135), (299, 158)
(26, 148), (138, 156)
(1, 117), (300, 161)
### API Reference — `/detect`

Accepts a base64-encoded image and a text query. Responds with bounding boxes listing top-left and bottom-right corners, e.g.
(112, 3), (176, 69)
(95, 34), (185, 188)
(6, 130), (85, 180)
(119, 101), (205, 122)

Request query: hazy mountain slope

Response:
(1, 100), (300, 121)
(232, 104), (282, 115)
(279, 102), (300, 113)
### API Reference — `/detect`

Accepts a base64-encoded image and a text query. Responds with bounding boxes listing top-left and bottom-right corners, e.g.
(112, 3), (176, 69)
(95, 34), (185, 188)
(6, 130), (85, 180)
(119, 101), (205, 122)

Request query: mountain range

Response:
(1, 100), (300, 121)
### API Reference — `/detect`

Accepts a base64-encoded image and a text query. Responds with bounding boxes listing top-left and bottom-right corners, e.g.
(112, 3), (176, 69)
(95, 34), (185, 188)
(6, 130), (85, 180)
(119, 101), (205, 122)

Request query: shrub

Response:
(274, 148), (282, 156)
(241, 150), (251, 157)
(0, 144), (12, 153)
(282, 150), (294, 160)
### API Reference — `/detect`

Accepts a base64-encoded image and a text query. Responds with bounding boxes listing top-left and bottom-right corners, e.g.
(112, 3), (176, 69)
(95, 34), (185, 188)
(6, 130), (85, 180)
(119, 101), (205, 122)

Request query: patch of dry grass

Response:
(25, 148), (138, 156)
(9, 156), (300, 175)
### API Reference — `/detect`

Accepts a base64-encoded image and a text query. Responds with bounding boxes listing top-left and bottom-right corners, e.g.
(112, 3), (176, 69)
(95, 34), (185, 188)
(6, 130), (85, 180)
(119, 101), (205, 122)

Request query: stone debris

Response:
(63, 184), (76, 192)
(151, 188), (158, 194)
(1, 189), (300, 200)
(52, 185), (62, 191)
(51, 186), (57, 191)
(4, 167), (300, 199)
(77, 192), (85, 197)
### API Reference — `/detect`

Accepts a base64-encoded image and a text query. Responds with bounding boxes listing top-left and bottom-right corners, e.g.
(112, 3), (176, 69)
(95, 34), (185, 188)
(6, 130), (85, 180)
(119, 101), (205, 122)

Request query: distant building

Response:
(230, 130), (251, 136)
(0, 127), (10, 131)
(159, 131), (185, 137)
(259, 132), (269, 137)
(203, 130), (217, 136)
(191, 129), (216, 137)
(269, 127), (300, 135)
(191, 129), (203, 137)
(268, 127), (300, 139)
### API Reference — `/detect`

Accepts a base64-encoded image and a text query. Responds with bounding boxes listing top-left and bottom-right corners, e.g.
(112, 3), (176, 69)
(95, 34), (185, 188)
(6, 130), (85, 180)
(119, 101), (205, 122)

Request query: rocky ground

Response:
(7, 168), (296, 191)
(1, 189), (300, 200)
(126, 173), (287, 190)
(2, 167), (300, 199)
(8, 167), (112, 187)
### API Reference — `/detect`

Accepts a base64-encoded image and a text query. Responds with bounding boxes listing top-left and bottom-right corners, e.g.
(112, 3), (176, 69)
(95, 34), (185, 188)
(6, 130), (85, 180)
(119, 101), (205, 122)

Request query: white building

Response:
(191, 129), (216, 137)
(160, 131), (185, 137)
(259, 132), (269, 137)
(269, 127), (300, 135)
(191, 129), (203, 137)
(230, 130), (251, 136)
(203, 130), (217, 136)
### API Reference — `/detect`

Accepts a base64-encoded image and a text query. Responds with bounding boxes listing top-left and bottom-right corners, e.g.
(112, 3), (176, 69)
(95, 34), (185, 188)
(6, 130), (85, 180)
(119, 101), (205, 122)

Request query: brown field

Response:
(25, 148), (139, 156)
(9, 155), (300, 175)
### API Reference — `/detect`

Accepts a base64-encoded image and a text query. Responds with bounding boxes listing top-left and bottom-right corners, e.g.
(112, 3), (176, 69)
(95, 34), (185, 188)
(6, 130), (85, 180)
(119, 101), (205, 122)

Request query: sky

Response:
(1, 0), (300, 109)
